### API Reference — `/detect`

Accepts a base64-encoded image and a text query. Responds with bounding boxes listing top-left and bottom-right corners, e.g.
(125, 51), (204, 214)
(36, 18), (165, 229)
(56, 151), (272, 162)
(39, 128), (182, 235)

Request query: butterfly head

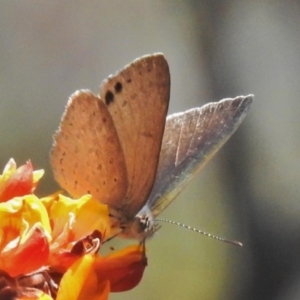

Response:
(112, 205), (160, 241)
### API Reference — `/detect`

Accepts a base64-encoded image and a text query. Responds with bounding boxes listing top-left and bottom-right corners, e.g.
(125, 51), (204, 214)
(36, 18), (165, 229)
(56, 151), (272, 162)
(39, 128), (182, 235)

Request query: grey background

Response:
(1, 1), (300, 300)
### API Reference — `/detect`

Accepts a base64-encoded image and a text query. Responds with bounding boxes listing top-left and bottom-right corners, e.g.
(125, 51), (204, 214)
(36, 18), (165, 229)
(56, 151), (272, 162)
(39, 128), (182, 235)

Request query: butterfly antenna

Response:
(155, 218), (243, 247)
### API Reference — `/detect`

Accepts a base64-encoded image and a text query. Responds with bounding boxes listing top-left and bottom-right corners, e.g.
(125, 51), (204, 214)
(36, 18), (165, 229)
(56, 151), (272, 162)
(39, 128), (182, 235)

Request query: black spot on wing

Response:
(105, 90), (114, 105)
(114, 82), (122, 93)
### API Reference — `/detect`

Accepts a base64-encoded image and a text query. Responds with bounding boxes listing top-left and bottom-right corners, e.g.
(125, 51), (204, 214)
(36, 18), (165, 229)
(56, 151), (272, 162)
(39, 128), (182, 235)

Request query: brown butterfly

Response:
(51, 53), (253, 241)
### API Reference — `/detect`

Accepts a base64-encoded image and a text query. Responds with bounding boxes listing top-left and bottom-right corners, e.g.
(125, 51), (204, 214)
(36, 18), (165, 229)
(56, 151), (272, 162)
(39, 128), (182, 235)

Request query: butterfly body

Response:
(51, 53), (253, 241)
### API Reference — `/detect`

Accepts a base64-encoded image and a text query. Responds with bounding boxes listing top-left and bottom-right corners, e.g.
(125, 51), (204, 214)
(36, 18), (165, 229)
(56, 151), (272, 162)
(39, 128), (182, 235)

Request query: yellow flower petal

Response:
(0, 195), (51, 251)
(50, 194), (110, 242)
(57, 254), (110, 300)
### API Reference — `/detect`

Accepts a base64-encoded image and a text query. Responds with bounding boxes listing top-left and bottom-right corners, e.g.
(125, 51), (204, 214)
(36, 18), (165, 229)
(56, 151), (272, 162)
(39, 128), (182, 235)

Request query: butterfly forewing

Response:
(51, 91), (128, 205)
(99, 54), (170, 218)
(148, 95), (253, 217)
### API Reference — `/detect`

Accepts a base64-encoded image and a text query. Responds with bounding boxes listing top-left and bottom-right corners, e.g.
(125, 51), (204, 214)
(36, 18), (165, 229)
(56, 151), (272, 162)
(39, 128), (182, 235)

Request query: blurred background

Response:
(1, 1), (300, 299)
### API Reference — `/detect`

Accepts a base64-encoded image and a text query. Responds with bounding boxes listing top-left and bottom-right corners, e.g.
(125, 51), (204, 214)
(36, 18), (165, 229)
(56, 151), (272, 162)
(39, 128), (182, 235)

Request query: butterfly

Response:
(51, 53), (253, 241)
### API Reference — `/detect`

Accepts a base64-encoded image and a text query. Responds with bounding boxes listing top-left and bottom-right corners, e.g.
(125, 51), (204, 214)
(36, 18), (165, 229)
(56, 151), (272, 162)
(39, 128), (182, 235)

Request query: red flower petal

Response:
(1, 227), (49, 277)
(49, 230), (102, 273)
(0, 161), (33, 202)
(94, 245), (147, 292)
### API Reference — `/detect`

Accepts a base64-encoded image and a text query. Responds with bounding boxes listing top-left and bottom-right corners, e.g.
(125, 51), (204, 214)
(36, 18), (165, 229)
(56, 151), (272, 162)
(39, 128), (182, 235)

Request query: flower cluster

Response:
(0, 159), (146, 300)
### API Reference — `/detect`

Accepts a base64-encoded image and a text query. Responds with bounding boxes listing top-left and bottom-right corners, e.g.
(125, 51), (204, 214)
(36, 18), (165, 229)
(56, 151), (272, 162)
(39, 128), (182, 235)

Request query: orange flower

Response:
(0, 159), (147, 300)
(0, 158), (44, 202)
(56, 245), (147, 300)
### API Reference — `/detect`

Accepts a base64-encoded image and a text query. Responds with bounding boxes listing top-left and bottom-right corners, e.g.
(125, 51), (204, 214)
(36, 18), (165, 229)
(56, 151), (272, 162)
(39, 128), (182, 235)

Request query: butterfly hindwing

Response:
(51, 90), (128, 205)
(148, 95), (253, 217)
